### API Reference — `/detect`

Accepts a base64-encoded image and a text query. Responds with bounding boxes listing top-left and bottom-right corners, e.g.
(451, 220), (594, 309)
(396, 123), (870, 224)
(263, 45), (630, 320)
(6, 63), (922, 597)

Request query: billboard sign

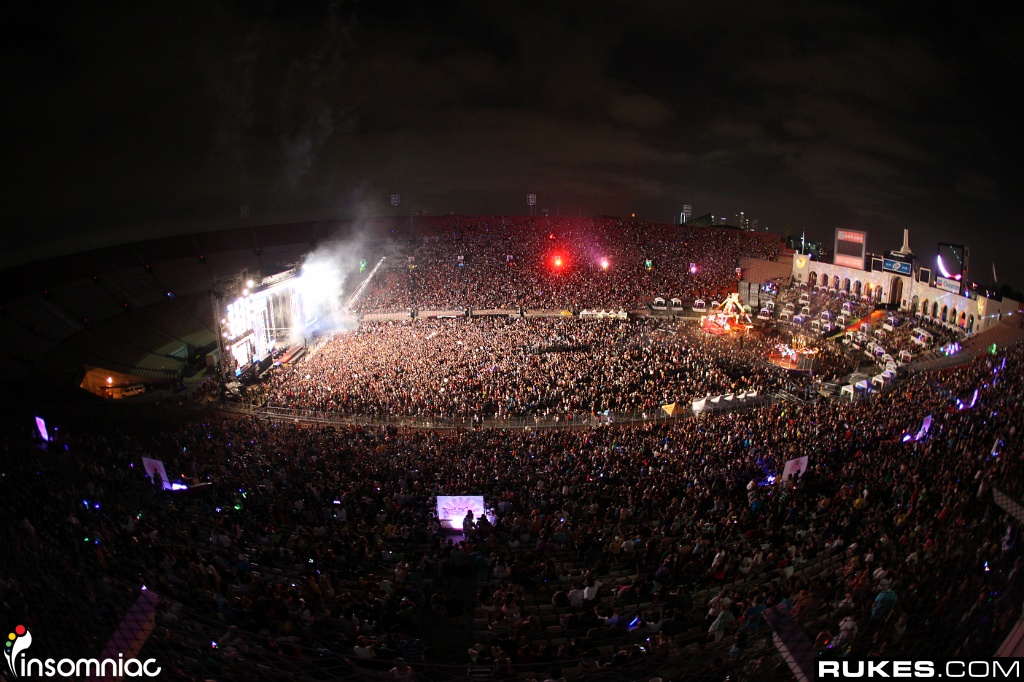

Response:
(834, 229), (866, 269)
(883, 258), (913, 275)
(936, 243), (965, 295)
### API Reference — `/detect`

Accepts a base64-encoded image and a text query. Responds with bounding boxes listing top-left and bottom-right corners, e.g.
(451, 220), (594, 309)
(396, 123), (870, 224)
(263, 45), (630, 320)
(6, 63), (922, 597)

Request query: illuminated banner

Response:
(142, 457), (173, 490)
(935, 276), (962, 294)
(436, 495), (489, 530)
(35, 416), (49, 442)
(883, 259), (912, 275)
(834, 228), (866, 270)
(777, 456), (809, 486)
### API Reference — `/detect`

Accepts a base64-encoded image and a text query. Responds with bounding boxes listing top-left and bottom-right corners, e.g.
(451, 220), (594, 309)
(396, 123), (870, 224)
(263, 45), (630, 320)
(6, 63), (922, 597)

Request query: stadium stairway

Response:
(417, 563), (483, 664)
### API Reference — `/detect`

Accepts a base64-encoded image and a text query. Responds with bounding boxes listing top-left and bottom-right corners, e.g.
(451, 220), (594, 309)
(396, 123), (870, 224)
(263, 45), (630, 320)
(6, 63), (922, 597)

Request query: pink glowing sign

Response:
(35, 416), (49, 442)
(436, 495), (488, 530)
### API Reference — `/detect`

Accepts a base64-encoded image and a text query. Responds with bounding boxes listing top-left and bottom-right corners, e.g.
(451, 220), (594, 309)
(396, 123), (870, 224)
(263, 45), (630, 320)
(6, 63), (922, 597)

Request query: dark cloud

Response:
(2, 0), (1022, 286)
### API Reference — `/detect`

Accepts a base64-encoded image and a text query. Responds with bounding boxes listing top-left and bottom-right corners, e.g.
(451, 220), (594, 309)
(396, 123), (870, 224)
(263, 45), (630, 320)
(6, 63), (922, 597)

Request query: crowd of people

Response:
(252, 317), (855, 423)
(4, 332), (1022, 680)
(352, 217), (781, 313)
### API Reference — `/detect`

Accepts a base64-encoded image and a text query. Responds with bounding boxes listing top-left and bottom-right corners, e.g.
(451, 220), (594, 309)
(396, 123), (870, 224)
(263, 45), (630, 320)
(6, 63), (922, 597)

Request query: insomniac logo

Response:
(5, 624), (161, 678)
(5, 624), (32, 677)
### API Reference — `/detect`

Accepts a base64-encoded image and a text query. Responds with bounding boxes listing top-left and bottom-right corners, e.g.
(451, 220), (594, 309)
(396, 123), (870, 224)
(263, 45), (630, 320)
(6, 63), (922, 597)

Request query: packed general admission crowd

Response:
(4, 338), (1022, 681)
(354, 217), (781, 313)
(255, 318), (856, 423)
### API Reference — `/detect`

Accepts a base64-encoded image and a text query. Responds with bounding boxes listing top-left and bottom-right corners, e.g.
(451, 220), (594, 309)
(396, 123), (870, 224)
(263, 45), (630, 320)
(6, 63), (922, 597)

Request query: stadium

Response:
(2, 213), (1023, 682)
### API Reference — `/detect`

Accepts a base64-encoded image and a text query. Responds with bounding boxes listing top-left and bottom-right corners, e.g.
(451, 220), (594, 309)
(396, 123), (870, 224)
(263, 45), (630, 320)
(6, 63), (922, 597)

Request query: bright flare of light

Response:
(554, 256), (563, 268)
(600, 258), (609, 270)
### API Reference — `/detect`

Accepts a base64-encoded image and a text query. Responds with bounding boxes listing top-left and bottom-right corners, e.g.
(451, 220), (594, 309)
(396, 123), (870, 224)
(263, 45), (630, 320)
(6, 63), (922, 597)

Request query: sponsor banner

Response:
(935, 276), (961, 293)
(835, 254), (865, 269)
(884, 259), (913, 275)
(836, 229), (865, 243)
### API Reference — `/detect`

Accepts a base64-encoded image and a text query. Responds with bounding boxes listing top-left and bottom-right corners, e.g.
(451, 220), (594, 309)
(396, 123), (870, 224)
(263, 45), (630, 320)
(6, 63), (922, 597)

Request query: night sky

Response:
(4, 1), (1023, 288)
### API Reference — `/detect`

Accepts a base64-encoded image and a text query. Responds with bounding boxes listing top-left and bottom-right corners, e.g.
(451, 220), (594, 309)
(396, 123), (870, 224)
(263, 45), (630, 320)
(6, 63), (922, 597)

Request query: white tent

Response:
(911, 328), (933, 347)
(841, 384), (855, 399)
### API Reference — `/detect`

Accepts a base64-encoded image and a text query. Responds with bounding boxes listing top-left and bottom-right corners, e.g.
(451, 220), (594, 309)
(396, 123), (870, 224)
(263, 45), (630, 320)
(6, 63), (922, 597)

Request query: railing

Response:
(217, 393), (783, 430)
